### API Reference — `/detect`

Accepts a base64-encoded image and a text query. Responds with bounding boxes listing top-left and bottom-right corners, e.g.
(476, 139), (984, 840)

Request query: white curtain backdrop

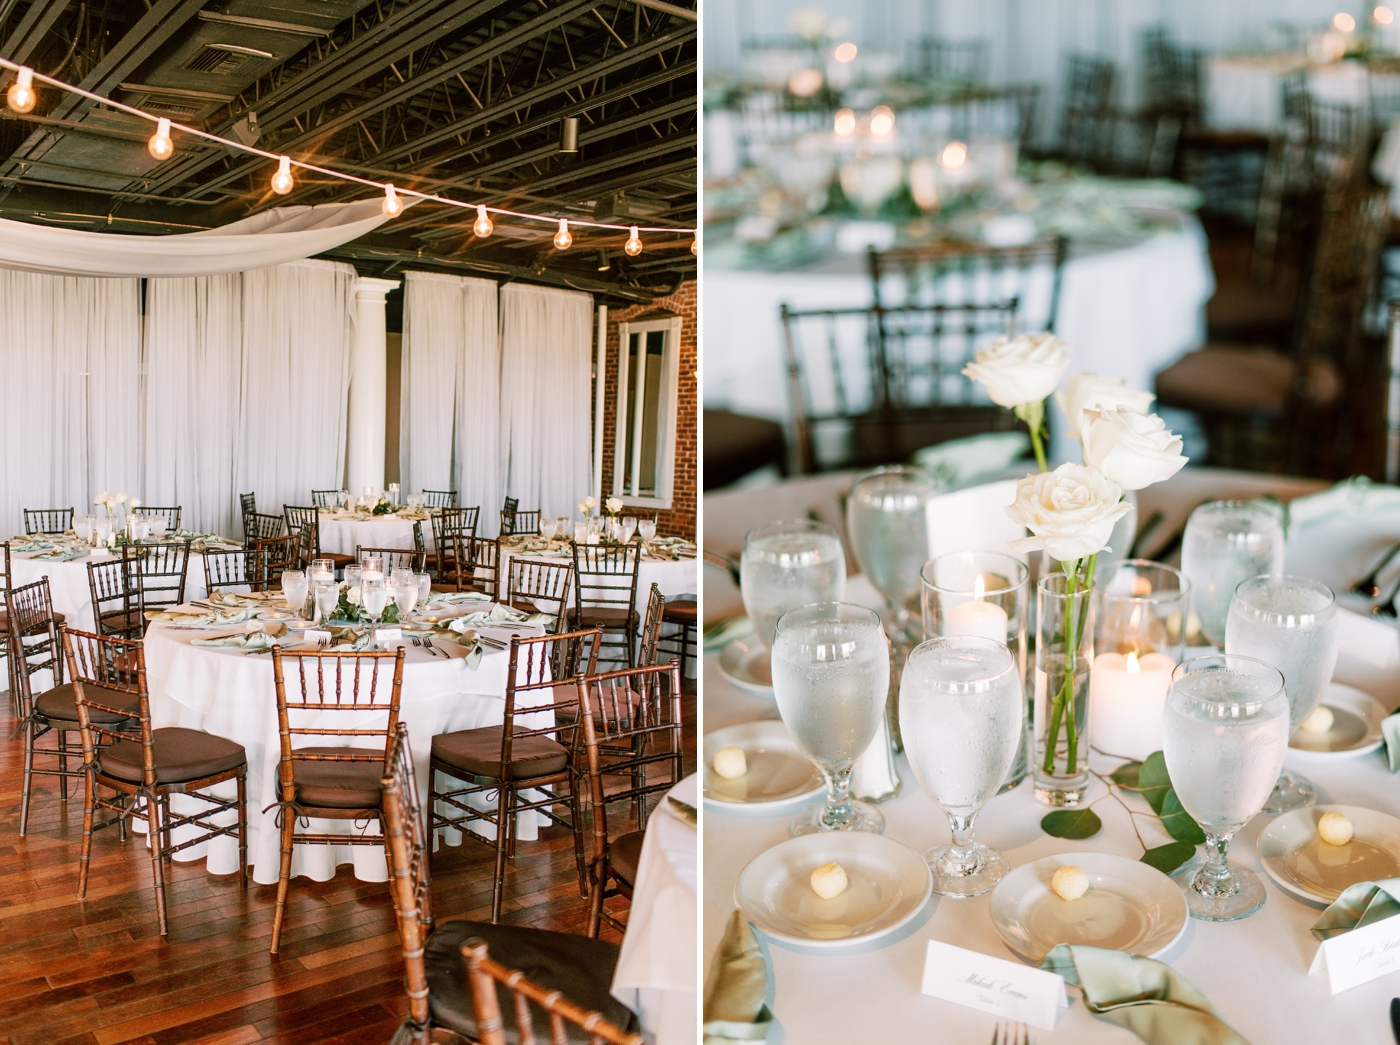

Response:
(0, 271), (142, 538)
(498, 283), (594, 521)
(400, 271), (502, 533)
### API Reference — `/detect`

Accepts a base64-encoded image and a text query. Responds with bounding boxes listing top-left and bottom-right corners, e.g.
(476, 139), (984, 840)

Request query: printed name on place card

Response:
(920, 940), (1067, 1030)
(1310, 914), (1400, 993)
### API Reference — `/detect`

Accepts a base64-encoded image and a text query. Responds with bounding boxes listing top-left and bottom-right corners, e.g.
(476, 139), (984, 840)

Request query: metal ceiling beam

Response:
(620, 0), (697, 21)
(2, 0), (73, 66)
(496, 130), (694, 195)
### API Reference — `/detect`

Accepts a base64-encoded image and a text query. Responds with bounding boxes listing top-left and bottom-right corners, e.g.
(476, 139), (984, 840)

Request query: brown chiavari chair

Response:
(457, 534), (500, 596)
(429, 506), (479, 582)
(311, 489), (340, 509)
(284, 505), (354, 571)
(1056, 53), (1115, 167)
(24, 507), (74, 535)
(127, 540), (192, 615)
(65, 628), (248, 936)
(268, 644), (406, 953)
(203, 547), (269, 594)
(429, 628), (601, 921)
(87, 555), (142, 639)
(637, 583), (665, 667)
(579, 660), (685, 936)
(503, 495), (519, 514)
(500, 508), (541, 536)
(504, 558), (574, 631)
(252, 534), (297, 588)
(658, 596), (697, 678)
(283, 504), (317, 538)
(142, 506), (182, 532)
(355, 546), (427, 573)
(1, 539), (16, 714)
(239, 492), (257, 536)
(569, 543), (642, 668)
(246, 511), (285, 541)
(292, 521), (316, 571)
(423, 489), (459, 509)
(381, 723), (639, 1045)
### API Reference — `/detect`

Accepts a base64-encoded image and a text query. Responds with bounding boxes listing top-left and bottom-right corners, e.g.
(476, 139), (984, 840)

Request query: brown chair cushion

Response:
(102, 727), (246, 785)
(325, 553), (356, 568)
(1155, 345), (1341, 417)
(36, 682), (140, 724)
(569, 606), (636, 627)
(279, 746), (386, 809)
(662, 599), (696, 624)
(607, 831), (645, 887)
(423, 920), (635, 1044)
(432, 727), (569, 780)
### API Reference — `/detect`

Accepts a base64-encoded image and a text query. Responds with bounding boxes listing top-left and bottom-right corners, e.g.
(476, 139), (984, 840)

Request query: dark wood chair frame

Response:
(203, 547), (270, 594)
(637, 583), (665, 667)
(500, 508), (542, 536)
(444, 533), (499, 596)
(569, 543), (643, 669)
(245, 511), (286, 542)
(127, 540), (193, 614)
(311, 489), (341, 509)
(354, 546), (427, 573)
(87, 554), (143, 640)
(430, 507), (479, 582)
(504, 558), (574, 632)
(252, 534), (298, 587)
(141, 506), (183, 532)
(423, 489), (459, 509)
(24, 507), (74, 535)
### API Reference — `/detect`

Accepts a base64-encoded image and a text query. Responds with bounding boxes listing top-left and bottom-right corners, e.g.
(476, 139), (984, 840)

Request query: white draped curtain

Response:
(498, 283), (594, 520)
(0, 271), (142, 538)
(400, 271), (501, 534)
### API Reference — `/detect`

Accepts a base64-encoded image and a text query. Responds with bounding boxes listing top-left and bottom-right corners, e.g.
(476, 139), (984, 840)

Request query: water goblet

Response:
(1180, 502), (1285, 647)
(74, 516), (92, 544)
(362, 578), (388, 623)
(638, 518), (657, 542)
(1164, 654), (1290, 921)
(540, 517), (558, 541)
(846, 465), (935, 641)
(899, 636), (1023, 896)
(740, 519), (846, 651)
(1224, 575), (1339, 814)
(282, 570), (308, 617)
(391, 566), (414, 589)
(394, 579), (418, 620)
(556, 517), (569, 539)
(415, 570), (432, 607)
(314, 582), (340, 624)
(771, 603), (890, 835)
(574, 521), (588, 543)
(95, 517), (113, 547)
(149, 515), (167, 539)
(620, 517), (638, 544)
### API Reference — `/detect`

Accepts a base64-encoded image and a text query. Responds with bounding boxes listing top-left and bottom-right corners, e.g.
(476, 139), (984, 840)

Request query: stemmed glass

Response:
(1224, 575), (1339, 814)
(771, 603), (891, 835)
(149, 515), (167, 539)
(846, 466), (935, 643)
(313, 582), (339, 624)
(95, 516), (113, 548)
(74, 516), (93, 545)
(393, 576), (419, 620)
(415, 570), (432, 608)
(1164, 654), (1290, 921)
(899, 636), (1023, 896)
(556, 516), (569, 540)
(282, 570), (308, 618)
(1180, 502), (1285, 647)
(638, 517), (657, 542)
(541, 517), (558, 540)
(362, 578), (388, 623)
(620, 517), (638, 544)
(739, 519), (846, 651)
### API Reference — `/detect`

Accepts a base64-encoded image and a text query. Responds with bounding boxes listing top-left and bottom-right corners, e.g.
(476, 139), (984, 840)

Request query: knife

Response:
(1390, 997), (1400, 1044)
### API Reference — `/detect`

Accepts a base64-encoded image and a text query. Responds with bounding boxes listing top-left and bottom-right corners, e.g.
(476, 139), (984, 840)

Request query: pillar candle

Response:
(1089, 650), (1176, 761)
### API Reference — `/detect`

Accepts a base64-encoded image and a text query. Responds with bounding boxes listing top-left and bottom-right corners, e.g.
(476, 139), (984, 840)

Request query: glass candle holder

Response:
(1090, 560), (1191, 762)
(1034, 571), (1095, 806)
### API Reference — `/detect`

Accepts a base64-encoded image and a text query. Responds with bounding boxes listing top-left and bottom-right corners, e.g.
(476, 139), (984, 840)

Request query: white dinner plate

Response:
(285, 620), (320, 632)
(717, 637), (773, 695)
(1259, 805), (1400, 905)
(736, 833), (931, 947)
(1286, 683), (1387, 762)
(989, 852), (1188, 964)
(702, 721), (824, 814)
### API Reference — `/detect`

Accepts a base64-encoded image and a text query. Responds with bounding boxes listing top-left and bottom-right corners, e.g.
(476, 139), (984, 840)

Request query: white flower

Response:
(789, 7), (829, 40)
(128, 497), (142, 509)
(962, 333), (1070, 409)
(1080, 407), (1188, 491)
(583, 496), (598, 509)
(576, 502), (588, 515)
(1055, 373), (1155, 438)
(94, 492), (110, 506)
(1006, 463), (1132, 562)
(606, 497), (623, 514)
(115, 492), (128, 504)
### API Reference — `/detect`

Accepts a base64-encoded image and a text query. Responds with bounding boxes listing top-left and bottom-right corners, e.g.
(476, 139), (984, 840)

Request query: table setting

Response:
(702, 335), (1400, 1043)
(316, 492), (433, 555)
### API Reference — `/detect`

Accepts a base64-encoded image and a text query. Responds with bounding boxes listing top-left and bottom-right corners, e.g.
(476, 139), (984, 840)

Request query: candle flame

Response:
(1126, 650), (1140, 674)
(974, 574), (985, 600)
(1129, 603), (1143, 630)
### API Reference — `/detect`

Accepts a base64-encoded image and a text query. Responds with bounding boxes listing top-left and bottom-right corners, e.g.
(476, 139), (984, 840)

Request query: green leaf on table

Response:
(1138, 751), (1171, 814)
(1141, 842), (1196, 875)
(1109, 760), (1143, 789)
(1160, 790), (1207, 845)
(1041, 808), (1103, 840)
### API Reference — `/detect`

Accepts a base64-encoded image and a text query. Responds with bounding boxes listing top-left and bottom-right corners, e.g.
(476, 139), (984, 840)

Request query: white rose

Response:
(576, 502), (588, 515)
(606, 497), (623, 514)
(129, 497), (142, 509)
(962, 333), (1070, 409)
(789, 7), (829, 40)
(1055, 373), (1155, 438)
(115, 493), (128, 504)
(1006, 463), (1132, 562)
(94, 492), (110, 506)
(1080, 407), (1188, 491)
(584, 496), (598, 509)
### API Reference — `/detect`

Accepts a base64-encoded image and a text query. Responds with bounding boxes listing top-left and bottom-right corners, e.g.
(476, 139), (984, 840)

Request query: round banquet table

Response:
(496, 538), (698, 620)
(10, 547), (209, 633)
(702, 467), (1400, 1044)
(611, 775), (697, 1045)
(316, 509), (430, 557)
(140, 618), (550, 885)
(1205, 55), (1400, 134)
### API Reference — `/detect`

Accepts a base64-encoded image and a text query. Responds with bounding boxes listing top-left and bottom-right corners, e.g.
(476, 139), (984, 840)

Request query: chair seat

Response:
(279, 746), (385, 808)
(607, 831), (645, 887)
(568, 606), (637, 627)
(1155, 345), (1341, 417)
(432, 727), (569, 780)
(1204, 284), (1296, 341)
(36, 682), (140, 725)
(661, 599), (696, 624)
(324, 553), (356, 568)
(424, 919), (635, 1044)
(102, 727), (246, 785)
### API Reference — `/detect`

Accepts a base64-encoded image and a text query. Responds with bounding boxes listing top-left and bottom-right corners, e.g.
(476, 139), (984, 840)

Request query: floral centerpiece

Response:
(577, 495), (598, 518)
(371, 495), (396, 516)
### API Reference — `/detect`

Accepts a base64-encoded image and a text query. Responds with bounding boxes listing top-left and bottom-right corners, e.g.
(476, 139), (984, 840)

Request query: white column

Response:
(346, 277), (400, 495)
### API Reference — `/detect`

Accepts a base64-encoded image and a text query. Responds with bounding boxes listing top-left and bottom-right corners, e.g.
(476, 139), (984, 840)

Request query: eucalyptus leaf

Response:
(1109, 760), (1143, 789)
(1160, 790), (1207, 845)
(1138, 751), (1171, 814)
(1141, 841), (1196, 875)
(1041, 808), (1103, 840)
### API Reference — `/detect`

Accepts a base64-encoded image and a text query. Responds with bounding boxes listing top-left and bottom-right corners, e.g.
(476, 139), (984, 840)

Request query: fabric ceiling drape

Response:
(498, 283), (594, 520)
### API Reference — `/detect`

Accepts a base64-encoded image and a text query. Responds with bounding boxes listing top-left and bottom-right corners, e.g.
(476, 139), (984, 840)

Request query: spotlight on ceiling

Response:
(560, 116), (579, 153)
(597, 249), (612, 271)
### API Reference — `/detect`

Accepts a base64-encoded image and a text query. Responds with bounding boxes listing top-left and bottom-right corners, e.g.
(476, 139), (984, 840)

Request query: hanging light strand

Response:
(0, 59), (697, 246)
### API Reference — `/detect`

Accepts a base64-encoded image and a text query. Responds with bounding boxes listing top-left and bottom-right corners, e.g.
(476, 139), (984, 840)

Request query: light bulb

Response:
(270, 155), (294, 195)
(691, 235), (698, 255)
(382, 183), (403, 217)
(7, 66), (36, 114)
(553, 218), (572, 249)
(473, 204), (493, 237)
(833, 42), (858, 62)
(147, 117), (173, 160)
(1378, 6), (1395, 25)
(833, 108), (856, 136)
(1335, 11), (1357, 31)
(870, 105), (895, 137)
(624, 226), (642, 256)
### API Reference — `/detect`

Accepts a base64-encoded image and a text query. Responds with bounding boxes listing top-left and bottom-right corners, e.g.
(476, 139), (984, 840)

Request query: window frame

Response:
(611, 315), (683, 510)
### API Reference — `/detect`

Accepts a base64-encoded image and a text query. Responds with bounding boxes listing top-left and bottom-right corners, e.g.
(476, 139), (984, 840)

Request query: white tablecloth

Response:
(1206, 55), (1400, 134)
(612, 775), (698, 1045)
(497, 542), (698, 620)
(703, 222), (1213, 462)
(10, 549), (209, 633)
(702, 470), (1400, 1044)
(317, 511), (427, 557)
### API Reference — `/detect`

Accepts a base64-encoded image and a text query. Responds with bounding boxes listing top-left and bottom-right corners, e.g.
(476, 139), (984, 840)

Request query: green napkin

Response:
(426, 591), (491, 606)
(703, 615), (753, 652)
(703, 911), (773, 1043)
(912, 431), (1028, 488)
(1039, 944), (1250, 1045)
(450, 632), (484, 669)
(457, 605), (529, 625)
(191, 630), (273, 650)
(1311, 878), (1400, 940)
(152, 608), (259, 625)
(33, 548), (86, 561)
(1384, 715), (1400, 773)
(668, 796), (697, 828)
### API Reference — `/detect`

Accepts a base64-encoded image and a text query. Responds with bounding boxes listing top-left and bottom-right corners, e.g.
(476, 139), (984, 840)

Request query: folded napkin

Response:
(191, 630), (275, 650)
(1311, 878), (1400, 940)
(1386, 717), (1400, 773)
(912, 431), (1028, 488)
(449, 631), (484, 669)
(1039, 944), (1250, 1045)
(32, 548), (86, 561)
(668, 795), (697, 828)
(149, 608), (260, 626)
(454, 605), (529, 625)
(1250, 476), (1400, 536)
(425, 590), (491, 605)
(703, 615), (753, 652)
(703, 910), (773, 1043)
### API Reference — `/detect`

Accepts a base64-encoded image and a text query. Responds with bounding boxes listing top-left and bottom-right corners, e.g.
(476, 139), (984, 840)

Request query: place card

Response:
(920, 940), (1067, 1029)
(304, 629), (332, 646)
(1309, 913), (1400, 993)
(375, 627), (404, 647)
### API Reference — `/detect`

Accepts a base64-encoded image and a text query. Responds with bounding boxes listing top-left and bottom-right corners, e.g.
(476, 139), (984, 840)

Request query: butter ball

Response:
(1318, 811), (1354, 846)
(810, 861), (848, 899)
(1301, 706), (1334, 734)
(712, 746), (747, 779)
(1051, 865), (1089, 901)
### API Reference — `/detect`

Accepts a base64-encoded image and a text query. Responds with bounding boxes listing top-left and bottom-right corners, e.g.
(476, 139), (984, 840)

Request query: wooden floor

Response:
(0, 680), (696, 1045)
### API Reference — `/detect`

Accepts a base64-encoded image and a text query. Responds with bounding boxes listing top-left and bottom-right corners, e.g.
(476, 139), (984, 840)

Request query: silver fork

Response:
(414, 636), (441, 658)
(991, 1022), (1030, 1045)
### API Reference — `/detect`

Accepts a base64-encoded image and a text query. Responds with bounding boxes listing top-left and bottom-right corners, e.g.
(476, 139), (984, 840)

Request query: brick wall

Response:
(597, 280), (697, 540)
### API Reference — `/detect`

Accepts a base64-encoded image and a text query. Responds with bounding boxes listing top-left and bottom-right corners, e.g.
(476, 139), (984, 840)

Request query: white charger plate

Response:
(990, 852), (1188, 964)
(1286, 683), (1387, 762)
(717, 637), (773, 695)
(736, 833), (931, 948)
(1259, 804), (1400, 905)
(702, 721), (824, 814)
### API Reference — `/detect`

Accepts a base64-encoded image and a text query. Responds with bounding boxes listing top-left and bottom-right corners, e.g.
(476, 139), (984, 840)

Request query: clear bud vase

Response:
(1034, 571), (1095, 806)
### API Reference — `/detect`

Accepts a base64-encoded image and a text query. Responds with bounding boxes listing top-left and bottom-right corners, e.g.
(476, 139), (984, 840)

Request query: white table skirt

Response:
(318, 512), (427, 558)
(10, 549), (209, 633)
(497, 544), (697, 619)
(612, 775), (697, 1045)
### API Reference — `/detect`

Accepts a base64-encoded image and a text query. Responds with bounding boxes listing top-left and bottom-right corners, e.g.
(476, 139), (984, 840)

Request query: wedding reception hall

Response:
(0, 2), (697, 1043)
(701, 3), (1400, 1044)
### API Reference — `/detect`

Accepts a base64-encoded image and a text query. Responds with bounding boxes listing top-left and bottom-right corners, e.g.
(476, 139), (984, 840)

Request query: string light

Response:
(691, 235), (698, 255)
(625, 226), (642, 256)
(553, 218), (573, 249)
(7, 66), (36, 114)
(148, 117), (173, 160)
(270, 155), (294, 195)
(382, 183), (403, 217)
(473, 204), (493, 237)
